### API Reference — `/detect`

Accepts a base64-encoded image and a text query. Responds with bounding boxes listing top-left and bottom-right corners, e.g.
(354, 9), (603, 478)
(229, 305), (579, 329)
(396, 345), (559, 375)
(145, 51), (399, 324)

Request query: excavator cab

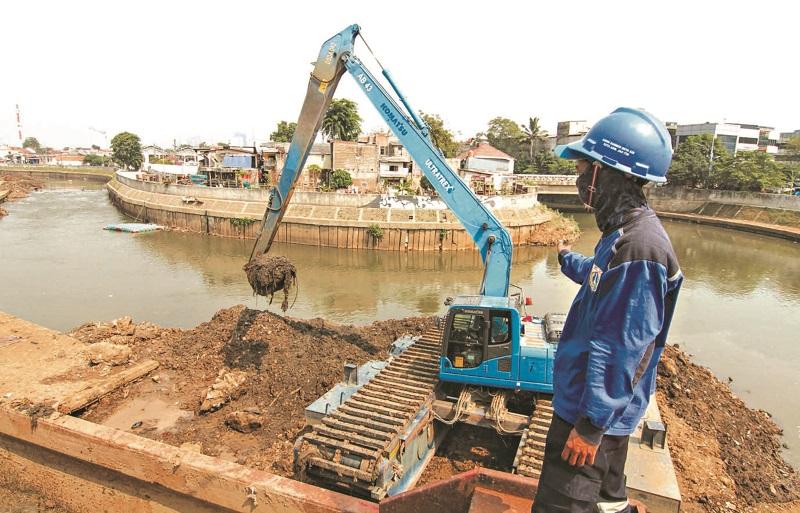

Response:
(439, 297), (520, 386)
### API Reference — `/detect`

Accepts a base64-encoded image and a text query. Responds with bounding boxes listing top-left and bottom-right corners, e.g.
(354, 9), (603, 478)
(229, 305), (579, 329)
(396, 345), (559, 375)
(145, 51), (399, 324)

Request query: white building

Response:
(555, 120), (591, 146)
(676, 123), (779, 155)
(457, 138), (515, 194)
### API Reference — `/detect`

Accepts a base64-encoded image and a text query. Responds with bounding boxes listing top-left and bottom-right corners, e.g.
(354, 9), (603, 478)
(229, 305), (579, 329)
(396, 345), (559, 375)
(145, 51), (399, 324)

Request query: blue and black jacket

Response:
(553, 208), (682, 443)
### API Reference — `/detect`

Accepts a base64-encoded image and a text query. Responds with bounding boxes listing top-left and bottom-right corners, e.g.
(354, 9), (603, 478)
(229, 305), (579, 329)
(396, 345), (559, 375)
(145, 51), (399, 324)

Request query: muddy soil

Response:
(71, 306), (435, 476)
(0, 487), (70, 513)
(0, 174), (45, 218)
(66, 310), (800, 513)
(243, 255), (297, 311)
(656, 345), (799, 513)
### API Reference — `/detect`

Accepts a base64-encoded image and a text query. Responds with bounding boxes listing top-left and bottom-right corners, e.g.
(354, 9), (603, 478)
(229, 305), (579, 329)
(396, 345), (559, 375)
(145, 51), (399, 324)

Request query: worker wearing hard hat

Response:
(532, 108), (682, 513)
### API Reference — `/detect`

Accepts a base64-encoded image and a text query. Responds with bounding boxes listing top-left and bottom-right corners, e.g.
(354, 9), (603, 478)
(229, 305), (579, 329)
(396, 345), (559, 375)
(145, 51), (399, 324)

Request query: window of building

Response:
(390, 165), (398, 172)
(717, 134), (737, 154)
(738, 137), (758, 145)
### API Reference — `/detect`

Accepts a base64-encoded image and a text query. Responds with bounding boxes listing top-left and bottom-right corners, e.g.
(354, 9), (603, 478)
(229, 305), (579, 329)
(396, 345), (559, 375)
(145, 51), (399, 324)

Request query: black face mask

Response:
(576, 165), (648, 233)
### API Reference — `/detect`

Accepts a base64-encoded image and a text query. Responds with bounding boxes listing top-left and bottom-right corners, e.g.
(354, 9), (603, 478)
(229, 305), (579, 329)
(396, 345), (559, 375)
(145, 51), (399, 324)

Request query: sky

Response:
(1, 0), (798, 149)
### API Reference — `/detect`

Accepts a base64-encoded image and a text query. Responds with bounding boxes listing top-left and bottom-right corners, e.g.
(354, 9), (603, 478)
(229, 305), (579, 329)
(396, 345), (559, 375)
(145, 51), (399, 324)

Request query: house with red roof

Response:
(457, 137), (515, 194)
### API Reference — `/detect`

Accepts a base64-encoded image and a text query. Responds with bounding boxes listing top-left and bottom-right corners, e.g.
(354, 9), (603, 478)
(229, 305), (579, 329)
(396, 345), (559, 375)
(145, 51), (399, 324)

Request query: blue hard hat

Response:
(554, 107), (673, 183)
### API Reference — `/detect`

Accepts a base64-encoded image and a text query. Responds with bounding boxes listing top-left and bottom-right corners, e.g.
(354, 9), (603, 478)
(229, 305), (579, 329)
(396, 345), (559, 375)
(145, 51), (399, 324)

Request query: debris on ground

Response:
(85, 341), (132, 366)
(226, 409), (264, 433)
(199, 368), (249, 414)
(243, 255), (298, 312)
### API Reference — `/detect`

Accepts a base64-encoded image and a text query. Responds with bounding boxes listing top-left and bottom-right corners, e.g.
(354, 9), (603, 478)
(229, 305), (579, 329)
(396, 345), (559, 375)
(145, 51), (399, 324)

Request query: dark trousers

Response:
(532, 415), (630, 513)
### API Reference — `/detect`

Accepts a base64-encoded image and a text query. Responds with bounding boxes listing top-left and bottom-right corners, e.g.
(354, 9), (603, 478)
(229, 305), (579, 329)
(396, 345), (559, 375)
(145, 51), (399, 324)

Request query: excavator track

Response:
(513, 396), (554, 480)
(295, 326), (443, 499)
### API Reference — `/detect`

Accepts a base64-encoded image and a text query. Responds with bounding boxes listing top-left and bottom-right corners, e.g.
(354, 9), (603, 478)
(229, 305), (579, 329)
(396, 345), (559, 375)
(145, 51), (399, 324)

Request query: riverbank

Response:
(0, 173), (45, 217)
(107, 175), (579, 250)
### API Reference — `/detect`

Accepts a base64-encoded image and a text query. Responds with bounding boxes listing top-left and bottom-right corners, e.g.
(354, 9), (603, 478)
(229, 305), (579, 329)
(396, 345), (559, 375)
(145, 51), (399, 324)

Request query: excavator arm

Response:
(250, 24), (512, 298)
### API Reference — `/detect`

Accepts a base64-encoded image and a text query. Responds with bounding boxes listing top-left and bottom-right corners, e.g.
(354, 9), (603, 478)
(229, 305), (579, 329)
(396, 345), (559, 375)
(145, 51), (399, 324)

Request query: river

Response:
(1, 184), (799, 467)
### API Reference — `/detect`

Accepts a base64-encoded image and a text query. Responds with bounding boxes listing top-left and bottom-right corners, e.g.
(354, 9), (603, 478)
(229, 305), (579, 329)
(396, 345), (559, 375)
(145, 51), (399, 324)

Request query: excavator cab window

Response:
(445, 310), (486, 369)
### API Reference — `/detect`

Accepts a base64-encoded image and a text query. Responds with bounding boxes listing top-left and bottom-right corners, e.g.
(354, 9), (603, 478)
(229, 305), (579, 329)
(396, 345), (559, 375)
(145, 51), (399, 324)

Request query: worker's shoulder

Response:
(610, 210), (680, 277)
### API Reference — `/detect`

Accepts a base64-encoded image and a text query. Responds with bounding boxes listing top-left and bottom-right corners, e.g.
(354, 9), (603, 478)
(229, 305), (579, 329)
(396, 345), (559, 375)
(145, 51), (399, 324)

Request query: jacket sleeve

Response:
(574, 260), (667, 444)
(559, 251), (595, 285)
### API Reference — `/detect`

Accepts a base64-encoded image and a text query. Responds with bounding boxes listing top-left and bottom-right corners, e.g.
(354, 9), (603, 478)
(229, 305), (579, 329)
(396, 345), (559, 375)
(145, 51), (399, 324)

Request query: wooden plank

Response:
(0, 407), (377, 513)
(58, 360), (160, 414)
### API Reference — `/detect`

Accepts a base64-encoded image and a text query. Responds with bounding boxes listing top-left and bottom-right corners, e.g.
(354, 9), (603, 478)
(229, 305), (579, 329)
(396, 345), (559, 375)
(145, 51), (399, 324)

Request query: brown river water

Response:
(1, 183), (799, 467)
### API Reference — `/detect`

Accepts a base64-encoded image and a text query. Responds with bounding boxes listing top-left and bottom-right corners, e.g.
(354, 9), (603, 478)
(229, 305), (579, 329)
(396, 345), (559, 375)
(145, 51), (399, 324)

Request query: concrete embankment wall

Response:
(0, 166), (113, 183)
(107, 176), (559, 251)
(646, 187), (800, 241)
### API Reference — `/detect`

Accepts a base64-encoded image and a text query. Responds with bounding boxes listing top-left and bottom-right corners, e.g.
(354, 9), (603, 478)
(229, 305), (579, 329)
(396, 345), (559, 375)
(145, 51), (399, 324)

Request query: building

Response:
(331, 138), (380, 192)
(676, 123), (780, 155)
(142, 146), (199, 174)
(457, 138), (515, 195)
(555, 120), (591, 146)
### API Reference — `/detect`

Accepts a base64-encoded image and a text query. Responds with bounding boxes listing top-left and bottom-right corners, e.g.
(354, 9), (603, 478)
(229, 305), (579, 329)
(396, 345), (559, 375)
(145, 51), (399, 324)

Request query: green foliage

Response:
(271, 121), (296, 143)
(330, 169), (352, 189)
(367, 224), (384, 240)
(521, 117), (548, 163)
(82, 154), (106, 166)
(715, 151), (785, 192)
(669, 134), (786, 191)
(486, 117), (525, 165)
(395, 179), (414, 195)
(110, 132), (143, 170)
(669, 134), (729, 189)
(419, 175), (435, 192)
(230, 217), (256, 227)
(22, 137), (41, 153)
(322, 99), (362, 141)
(421, 112), (459, 157)
(91, 144), (101, 150)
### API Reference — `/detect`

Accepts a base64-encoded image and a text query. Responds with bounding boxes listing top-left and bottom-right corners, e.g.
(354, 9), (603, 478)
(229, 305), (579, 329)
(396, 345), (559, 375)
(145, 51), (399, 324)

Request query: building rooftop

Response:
(457, 141), (514, 161)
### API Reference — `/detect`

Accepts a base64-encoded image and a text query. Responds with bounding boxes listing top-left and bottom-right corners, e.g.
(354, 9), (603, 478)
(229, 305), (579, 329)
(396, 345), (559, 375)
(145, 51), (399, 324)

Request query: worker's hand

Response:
(561, 428), (599, 467)
(557, 239), (571, 254)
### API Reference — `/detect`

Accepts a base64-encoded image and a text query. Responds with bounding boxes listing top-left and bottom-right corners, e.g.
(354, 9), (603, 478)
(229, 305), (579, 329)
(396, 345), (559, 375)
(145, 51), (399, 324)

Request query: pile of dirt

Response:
(531, 207), (581, 246)
(243, 255), (297, 311)
(657, 345), (800, 513)
(1, 174), (45, 200)
(70, 306), (435, 476)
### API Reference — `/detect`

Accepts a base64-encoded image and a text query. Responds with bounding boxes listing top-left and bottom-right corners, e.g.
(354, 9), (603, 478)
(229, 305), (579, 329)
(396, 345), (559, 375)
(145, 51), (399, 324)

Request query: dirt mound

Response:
(243, 255), (297, 311)
(1, 174), (45, 200)
(657, 345), (800, 513)
(71, 306), (435, 476)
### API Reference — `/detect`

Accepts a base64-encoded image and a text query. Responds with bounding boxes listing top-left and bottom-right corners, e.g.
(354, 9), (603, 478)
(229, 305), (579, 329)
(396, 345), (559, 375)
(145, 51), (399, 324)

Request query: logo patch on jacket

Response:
(588, 264), (603, 292)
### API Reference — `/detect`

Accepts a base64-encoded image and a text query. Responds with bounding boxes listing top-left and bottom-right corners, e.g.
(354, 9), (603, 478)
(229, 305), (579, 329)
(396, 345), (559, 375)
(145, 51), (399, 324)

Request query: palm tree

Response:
(521, 117), (548, 163)
(322, 99), (363, 141)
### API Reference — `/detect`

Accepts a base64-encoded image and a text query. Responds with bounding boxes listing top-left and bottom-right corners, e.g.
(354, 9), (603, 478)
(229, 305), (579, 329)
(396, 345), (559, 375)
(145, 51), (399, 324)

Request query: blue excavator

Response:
(248, 25), (681, 510)
(248, 24), (563, 499)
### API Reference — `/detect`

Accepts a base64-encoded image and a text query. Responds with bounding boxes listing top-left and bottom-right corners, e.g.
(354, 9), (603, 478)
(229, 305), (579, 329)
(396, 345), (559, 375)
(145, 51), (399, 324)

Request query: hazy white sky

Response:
(1, 0), (797, 148)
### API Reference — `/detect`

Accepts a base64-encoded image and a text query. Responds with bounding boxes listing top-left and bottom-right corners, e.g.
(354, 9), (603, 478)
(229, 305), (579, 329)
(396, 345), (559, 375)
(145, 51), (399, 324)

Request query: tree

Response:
(486, 117), (526, 168)
(91, 144), (101, 150)
(110, 132), (143, 170)
(271, 121), (297, 143)
(83, 154), (106, 166)
(669, 134), (729, 188)
(306, 164), (322, 187)
(419, 175), (435, 192)
(521, 117), (548, 163)
(420, 112), (459, 158)
(715, 151), (785, 192)
(322, 99), (362, 141)
(22, 137), (41, 153)
(330, 169), (352, 189)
